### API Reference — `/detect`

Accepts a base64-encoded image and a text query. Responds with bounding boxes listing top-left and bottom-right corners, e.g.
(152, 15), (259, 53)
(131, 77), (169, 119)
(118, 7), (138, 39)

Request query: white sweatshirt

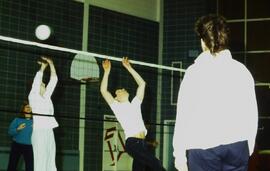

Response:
(173, 50), (258, 166)
(29, 71), (58, 130)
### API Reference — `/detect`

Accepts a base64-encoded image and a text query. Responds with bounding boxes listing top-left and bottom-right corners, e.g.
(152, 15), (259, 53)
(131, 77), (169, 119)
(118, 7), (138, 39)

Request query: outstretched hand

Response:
(41, 56), (54, 65)
(102, 59), (111, 73)
(38, 56), (55, 72)
(122, 57), (132, 69)
(37, 58), (48, 71)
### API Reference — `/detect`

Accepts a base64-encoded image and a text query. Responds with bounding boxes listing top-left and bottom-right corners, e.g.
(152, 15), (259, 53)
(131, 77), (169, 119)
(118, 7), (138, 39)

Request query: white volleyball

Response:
(35, 25), (51, 40)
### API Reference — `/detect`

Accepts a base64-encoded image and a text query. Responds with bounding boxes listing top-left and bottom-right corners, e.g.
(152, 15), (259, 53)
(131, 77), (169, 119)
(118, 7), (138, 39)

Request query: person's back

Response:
(173, 14), (258, 171)
(181, 49), (257, 150)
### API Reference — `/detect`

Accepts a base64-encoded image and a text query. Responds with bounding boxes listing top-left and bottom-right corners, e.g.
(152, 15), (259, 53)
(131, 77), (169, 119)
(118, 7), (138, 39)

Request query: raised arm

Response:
(100, 59), (115, 105)
(29, 59), (48, 96)
(122, 57), (146, 101)
(42, 57), (58, 98)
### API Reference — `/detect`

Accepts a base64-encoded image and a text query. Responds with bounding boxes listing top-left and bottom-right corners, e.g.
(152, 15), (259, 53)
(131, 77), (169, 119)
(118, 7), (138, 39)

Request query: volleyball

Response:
(35, 25), (51, 40)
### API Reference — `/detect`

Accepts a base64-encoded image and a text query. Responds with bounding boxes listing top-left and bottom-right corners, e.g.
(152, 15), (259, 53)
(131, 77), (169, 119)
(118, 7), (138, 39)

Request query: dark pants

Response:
(7, 141), (33, 171)
(187, 141), (249, 171)
(125, 137), (166, 171)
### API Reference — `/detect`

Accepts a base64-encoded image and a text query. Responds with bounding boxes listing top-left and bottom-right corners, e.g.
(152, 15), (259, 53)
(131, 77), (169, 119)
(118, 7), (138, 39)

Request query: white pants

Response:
(32, 129), (57, 171)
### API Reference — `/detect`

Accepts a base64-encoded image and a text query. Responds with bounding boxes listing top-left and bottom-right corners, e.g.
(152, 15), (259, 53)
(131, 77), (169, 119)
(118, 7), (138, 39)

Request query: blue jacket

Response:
(8, 117), (33, 145)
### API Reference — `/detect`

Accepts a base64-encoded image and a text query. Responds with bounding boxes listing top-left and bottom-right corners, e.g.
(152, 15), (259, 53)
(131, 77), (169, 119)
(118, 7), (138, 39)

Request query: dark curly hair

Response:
(195, 14), (230, 54)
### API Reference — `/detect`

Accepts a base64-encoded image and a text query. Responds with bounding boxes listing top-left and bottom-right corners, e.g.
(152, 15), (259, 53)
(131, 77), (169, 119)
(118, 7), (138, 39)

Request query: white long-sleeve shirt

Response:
(29, 71), (58, 129)
(173, 50), (258, 166)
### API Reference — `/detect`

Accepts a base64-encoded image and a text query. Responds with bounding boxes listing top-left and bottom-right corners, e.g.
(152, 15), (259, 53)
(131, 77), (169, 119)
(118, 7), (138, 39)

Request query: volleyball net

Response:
(0, 34), (184, 171)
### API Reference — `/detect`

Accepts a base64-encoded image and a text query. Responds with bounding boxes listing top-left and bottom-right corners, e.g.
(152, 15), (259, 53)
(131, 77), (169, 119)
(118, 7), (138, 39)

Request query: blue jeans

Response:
(187, 141), (249, 171)
(125, 137), (166, 171)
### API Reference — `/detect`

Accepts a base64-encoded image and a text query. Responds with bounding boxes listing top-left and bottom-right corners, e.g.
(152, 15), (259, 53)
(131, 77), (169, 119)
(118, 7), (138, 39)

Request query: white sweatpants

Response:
(32, 129), (57, 171)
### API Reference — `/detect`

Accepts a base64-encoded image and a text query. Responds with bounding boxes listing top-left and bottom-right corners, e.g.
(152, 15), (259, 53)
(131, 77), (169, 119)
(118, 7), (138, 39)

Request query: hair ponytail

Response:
(195, 14), (230, 54)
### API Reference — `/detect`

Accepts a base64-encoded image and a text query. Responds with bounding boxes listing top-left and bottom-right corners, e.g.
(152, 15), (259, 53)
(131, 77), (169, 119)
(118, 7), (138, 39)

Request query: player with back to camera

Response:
(173, 14), (258, 171)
